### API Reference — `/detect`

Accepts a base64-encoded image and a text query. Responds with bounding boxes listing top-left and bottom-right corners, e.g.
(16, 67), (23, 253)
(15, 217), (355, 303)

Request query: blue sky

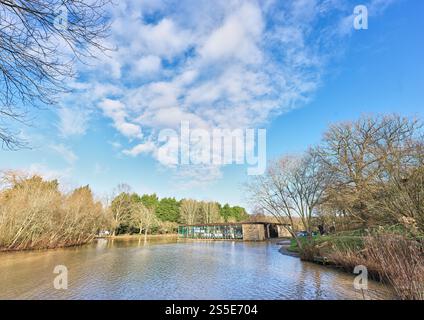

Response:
(1, 0), (423, 210)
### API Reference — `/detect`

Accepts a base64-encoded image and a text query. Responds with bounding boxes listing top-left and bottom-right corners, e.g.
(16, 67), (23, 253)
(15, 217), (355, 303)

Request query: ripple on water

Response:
(0, 239), (394, 300)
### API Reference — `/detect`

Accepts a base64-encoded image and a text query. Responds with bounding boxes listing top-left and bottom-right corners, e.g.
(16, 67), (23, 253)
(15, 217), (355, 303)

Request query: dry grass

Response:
(328, 234), (424, 300)
(365, 234), (424, 300)
(0, 173), (105, 251)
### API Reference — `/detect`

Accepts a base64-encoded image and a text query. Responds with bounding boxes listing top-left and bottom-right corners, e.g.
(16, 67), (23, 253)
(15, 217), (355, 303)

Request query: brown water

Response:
(0, 239), (393, 300)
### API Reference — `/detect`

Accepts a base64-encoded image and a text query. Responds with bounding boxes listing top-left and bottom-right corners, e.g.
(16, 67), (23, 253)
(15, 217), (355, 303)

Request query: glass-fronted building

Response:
(178, 224), (243, 240)
(178, 222), (291, 241)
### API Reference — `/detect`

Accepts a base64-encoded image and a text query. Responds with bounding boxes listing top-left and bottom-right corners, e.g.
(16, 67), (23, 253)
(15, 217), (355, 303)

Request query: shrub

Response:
(0, 173), (105, 251)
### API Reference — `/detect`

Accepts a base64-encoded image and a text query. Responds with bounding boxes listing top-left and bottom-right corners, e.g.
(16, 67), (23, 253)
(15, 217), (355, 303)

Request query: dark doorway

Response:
(268, 224), (279, 238)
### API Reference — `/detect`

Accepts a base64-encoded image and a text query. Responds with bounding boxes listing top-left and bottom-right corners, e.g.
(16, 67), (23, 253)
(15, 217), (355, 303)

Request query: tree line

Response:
(0, 173), (249, 250)
(109, 187), (249, 239)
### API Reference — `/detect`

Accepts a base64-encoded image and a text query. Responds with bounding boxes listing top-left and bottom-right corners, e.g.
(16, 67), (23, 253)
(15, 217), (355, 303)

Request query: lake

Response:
(0, 238), (393, 299)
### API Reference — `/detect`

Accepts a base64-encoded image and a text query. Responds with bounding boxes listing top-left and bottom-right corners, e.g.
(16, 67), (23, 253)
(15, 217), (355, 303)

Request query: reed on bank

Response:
(328, 234), (423, 300)
(291, 230), (424, 300)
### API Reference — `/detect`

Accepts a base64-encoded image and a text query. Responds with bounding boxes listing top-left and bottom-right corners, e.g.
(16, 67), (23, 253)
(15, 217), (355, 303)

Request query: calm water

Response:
(0, 239), (393, 300)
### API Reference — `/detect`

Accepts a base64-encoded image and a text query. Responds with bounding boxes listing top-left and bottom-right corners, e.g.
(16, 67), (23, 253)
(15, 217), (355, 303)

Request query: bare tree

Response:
(316, 114), (423, 228)
(180, 199), (200, 225)
(131, 202), (157, 242)
(109, 184), (132, 236)
(200, 201), (221, 224)
(370, 164), (424, 234)
(0, 0), (111, 149)
(247, 151), (329, 248)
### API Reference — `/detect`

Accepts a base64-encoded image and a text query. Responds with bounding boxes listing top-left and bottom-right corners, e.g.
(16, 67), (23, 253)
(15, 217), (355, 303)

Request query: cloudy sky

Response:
(1, 0), (423, 208)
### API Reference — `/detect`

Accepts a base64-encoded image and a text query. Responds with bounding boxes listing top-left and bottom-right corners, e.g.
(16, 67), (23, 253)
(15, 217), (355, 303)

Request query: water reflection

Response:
(0, 239), (393, 300)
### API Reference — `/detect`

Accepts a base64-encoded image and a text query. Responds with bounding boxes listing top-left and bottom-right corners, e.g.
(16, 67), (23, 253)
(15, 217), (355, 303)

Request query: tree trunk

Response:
(144, 226), (148, 243)
(294, 236), (303, 251)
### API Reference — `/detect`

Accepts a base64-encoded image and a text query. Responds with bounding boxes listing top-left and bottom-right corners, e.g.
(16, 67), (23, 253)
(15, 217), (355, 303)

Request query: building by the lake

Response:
(178, 222), (291, 241)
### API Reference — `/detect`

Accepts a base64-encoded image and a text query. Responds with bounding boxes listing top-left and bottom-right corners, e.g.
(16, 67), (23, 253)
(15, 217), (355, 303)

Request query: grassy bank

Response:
(287, 229), (424, 300)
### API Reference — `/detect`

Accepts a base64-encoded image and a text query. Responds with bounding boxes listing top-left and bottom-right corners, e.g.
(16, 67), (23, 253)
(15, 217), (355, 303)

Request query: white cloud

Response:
(369, 0), (397, 14)
(199, 3), (263, 64)
(98, 98), (143, 139)
(134, 55), (162, 75)
(50, 144), (78, 165)
(69, 0), (398, 186)
(137, 18), (193, 59)
(57, 107), (90, 137)
(123, 141), (156, 157)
